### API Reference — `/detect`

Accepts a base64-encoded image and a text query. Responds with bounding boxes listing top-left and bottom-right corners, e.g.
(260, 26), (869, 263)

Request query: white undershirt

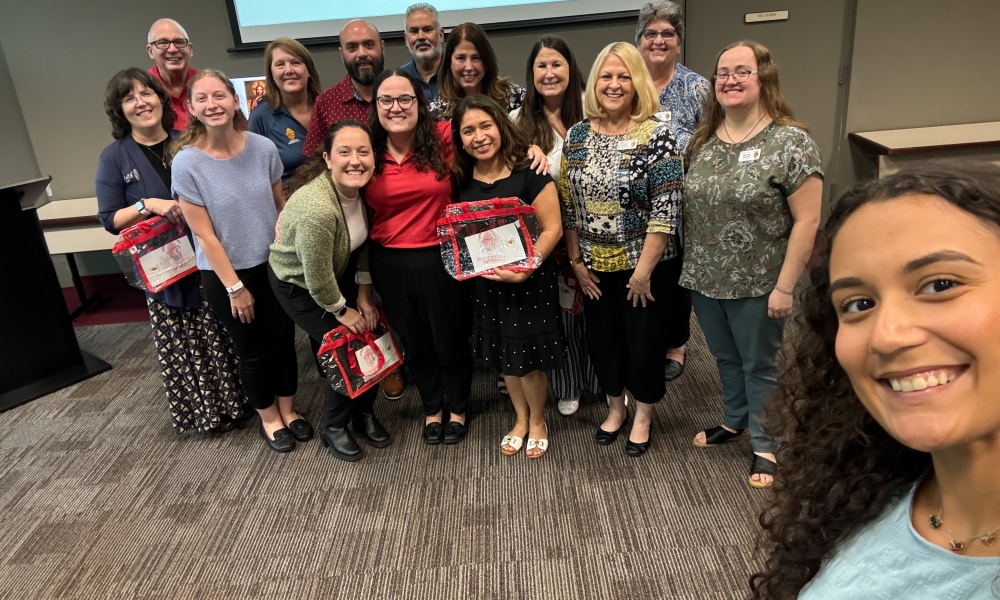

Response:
(338, 192), (368, 252)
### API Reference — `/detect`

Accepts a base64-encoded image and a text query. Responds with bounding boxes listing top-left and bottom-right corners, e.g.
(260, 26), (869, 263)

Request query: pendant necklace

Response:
(929, 507), (1000, 552)
(723, 111), (766, 145)
(141, 138), (168, 168)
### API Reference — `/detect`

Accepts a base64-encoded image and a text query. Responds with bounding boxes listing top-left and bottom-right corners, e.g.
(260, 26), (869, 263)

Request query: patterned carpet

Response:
(0, 319), (765, 599)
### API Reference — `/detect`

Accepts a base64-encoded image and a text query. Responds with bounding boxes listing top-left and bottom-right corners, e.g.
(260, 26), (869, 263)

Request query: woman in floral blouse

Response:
(680, 40), (823, 488)
(561, 42), (684, 457)
(636, 0), (711, 383)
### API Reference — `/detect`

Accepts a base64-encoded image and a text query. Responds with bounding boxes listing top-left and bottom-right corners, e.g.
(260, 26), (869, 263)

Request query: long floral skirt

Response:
(147, 296), (247, 433)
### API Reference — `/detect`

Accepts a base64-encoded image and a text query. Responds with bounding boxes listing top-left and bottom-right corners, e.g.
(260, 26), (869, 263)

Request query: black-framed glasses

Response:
(376, 94), (417, 110)
(642, 28), (677, 41)
(150, 38), (190, 50)
(715, 69), (758, 83)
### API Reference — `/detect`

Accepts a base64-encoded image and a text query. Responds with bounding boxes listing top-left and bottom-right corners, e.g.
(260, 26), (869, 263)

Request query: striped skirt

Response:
(147, 296), (247, 433)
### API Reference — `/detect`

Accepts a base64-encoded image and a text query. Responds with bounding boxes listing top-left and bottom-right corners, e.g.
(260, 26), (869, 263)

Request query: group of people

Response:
(94, 5), (1000, 596)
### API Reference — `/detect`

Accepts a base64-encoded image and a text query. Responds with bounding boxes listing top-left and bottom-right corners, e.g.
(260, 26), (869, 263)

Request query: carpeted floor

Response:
(0, 319), (765, 599)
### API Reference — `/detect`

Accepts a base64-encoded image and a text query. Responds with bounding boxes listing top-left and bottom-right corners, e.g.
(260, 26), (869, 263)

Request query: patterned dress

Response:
(559, 116), (684, 273)
(658, 63), (711, 152)
(679, 123), (824, 299)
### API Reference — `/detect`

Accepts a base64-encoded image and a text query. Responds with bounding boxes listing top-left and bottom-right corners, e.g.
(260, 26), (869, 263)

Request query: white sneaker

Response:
(557, 397), (580, 415)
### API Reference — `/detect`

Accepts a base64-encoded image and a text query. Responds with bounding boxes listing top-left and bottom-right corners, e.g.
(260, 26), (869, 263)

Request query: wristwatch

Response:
(134, 198), (151, 216)
(334, 305), (348, 318)
(568, 257), (585, 268)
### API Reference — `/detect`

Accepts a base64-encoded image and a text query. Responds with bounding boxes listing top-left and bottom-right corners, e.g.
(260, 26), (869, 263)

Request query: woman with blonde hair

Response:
(171, 70), (306, 453)
(681, 40), (823, 487)
(561, 42), (684, 457)
(248, 37), (322, 184)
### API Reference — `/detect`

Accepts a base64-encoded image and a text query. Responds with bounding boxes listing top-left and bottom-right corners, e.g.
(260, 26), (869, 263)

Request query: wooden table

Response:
(849, 121), (1000, 178)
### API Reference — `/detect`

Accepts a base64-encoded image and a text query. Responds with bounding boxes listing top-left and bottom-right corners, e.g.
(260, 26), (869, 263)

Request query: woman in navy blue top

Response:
(96, 68), (246, 434)
(248, 37), (322, 184)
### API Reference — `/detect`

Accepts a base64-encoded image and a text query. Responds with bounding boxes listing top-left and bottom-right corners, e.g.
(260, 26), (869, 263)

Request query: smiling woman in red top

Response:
(365, 68), (473, 446)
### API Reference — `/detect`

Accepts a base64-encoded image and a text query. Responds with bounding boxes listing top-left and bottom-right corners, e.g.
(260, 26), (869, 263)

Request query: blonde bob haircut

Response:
(584, 42), (658, 122)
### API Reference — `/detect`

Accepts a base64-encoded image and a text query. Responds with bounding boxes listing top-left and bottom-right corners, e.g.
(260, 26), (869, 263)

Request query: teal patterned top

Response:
(559, 116), (684, 273)
(679, 123), (823, 299)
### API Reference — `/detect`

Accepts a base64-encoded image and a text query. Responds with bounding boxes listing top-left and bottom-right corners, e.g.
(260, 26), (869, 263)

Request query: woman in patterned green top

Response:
(560, 42), (684, 457)
(680, 40), (823, 488)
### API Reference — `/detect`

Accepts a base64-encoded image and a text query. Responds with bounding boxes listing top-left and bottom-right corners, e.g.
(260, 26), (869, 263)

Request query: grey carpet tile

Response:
(0, 319), (766, 600)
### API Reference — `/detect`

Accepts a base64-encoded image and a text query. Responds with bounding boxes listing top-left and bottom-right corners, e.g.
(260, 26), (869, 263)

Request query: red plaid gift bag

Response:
(317, 310), (404, 399)
(111, 216), (197, 292)
(436, 197), (542, 280)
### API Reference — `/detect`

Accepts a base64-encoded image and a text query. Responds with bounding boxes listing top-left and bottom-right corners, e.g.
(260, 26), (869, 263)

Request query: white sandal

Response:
(526, 425), (549, 459)
(500, 435), (523, 456)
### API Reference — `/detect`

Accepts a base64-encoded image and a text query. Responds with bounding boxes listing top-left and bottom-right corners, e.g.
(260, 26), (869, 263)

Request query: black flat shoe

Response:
(595, 422), (625, 445)
(352, 413), (392, 448)
(664, 359), (685, 382)
(443, 421), (468, 445)
(287, 418), (314, 442)
(260, 425), (295, 453)
(625, 438), (651, 457)
(423, 422), (444, 445)
(319, 426), (364, 462)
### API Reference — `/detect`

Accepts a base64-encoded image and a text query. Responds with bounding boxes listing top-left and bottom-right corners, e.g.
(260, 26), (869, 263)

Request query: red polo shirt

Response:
(365, 121), (455, 248)
(303, 74), (372, 155)
(148, 66), (198, 130)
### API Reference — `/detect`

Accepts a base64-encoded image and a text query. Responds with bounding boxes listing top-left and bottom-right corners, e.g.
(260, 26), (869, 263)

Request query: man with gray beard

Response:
(303, 19), (385, 155)
(400, 3), (445, 102)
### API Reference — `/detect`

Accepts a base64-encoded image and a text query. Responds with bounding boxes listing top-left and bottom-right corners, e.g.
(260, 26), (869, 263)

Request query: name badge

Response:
(738, 148), (762, 162)
(654, 111), (672, 122)
(617, 139), (638, 151)
(123, 168), (140, 183)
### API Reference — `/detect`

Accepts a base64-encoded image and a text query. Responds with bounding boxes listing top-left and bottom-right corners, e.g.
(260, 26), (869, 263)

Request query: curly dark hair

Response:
(751, 160), (1000, 599)
(369, 68), (450, 180)
(104, 68), (176, 139)
(450, 94), (530, 183)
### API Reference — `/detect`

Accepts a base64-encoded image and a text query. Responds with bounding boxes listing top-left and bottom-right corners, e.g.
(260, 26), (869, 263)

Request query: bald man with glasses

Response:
(146, 18), (198, 130)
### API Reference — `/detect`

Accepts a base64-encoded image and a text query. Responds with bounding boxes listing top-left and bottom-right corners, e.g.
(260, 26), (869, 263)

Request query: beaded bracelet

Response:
(774, 286), (793, 296)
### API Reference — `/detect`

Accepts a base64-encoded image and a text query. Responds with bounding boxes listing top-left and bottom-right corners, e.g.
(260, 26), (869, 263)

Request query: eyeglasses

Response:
(150, 38), (190, 50)
(642, 28), (677, 41)
(122, 89), (157, 107)
(376, 94), (417, 110)
(715, 69), (758, 83)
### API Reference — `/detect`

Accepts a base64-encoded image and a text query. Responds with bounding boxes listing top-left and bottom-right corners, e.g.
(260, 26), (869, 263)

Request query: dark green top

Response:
(679, 123), (823, 299)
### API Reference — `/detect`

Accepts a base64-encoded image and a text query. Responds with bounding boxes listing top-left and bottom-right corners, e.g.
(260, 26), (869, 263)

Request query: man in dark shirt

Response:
(400, 3), (445, 103)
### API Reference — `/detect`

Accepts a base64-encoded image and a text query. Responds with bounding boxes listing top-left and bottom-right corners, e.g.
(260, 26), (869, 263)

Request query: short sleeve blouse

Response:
(678, 123), (823, 299)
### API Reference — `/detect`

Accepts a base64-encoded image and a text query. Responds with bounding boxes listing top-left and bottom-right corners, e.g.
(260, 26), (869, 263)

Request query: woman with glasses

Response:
(511, 36), (600, 417)
(96, 68), (246, 434)
(681, 41), (823, 487)
(636, 1), (711, 383)
(428, 23), (525, 120)
(561, 42), (684, 457)
(248, 37), (322, 185)
(364, 69), (474, 445)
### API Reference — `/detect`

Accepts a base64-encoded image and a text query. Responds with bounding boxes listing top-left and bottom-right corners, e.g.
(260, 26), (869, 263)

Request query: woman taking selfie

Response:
(171, 70), (305, 453)
(751, 162), (1000, 599)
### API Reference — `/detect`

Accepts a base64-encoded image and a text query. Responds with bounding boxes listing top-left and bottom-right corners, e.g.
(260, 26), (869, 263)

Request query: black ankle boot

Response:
(352, 413), (392, 448)
(319, 426), (363, 462)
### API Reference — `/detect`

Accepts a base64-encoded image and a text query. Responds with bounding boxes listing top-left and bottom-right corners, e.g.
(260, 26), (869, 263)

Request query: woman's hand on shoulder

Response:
(145, 198), (185, 225)
(526, 145), (550, 176)
(483, 268), (531, 284)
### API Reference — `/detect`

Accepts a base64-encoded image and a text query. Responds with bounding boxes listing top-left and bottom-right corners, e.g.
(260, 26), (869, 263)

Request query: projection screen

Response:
(226, 0), (645, 49)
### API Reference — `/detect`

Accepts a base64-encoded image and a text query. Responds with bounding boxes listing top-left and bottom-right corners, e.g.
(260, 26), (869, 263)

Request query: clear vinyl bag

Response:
(111, 216), (197, 292)
(317, 309), (404, 399)
(435, 197), (542, 281)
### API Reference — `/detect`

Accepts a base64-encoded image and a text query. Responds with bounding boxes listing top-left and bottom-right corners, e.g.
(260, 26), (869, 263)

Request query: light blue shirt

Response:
(801, 483), (1000, 599)
(657, 63), (710, 152)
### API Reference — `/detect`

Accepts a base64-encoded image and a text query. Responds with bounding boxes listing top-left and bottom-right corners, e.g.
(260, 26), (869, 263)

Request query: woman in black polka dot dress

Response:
(451, 95), (565, 458)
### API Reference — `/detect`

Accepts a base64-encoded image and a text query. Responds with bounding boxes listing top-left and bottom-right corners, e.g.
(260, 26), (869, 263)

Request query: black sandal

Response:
(497, 373), (509, 397)
(693, 425), (749, 447)
(749, 454), (777, 488)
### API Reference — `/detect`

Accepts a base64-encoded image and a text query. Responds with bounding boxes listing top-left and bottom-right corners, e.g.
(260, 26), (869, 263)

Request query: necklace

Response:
(929, 506), (1000, 552)
(723, 112), (767, 145)
(141, 139), (168, 169)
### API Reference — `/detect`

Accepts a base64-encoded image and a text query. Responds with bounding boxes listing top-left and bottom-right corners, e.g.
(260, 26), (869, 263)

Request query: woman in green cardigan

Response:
(268, 119), (391, 462)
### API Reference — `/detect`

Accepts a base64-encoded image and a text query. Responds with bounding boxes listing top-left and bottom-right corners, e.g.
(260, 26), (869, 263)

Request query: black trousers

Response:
(267, 254), (377, 429)
(369, 243), (472, 416)
(582, 258), (680, 404)
(201, 264), (298, 410)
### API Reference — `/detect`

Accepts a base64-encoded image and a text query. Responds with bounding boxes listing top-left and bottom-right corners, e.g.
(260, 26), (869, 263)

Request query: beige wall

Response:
(0, 39), (40, 188)
(841, 0), (1000, 186)
(0, 0), (633, 201)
